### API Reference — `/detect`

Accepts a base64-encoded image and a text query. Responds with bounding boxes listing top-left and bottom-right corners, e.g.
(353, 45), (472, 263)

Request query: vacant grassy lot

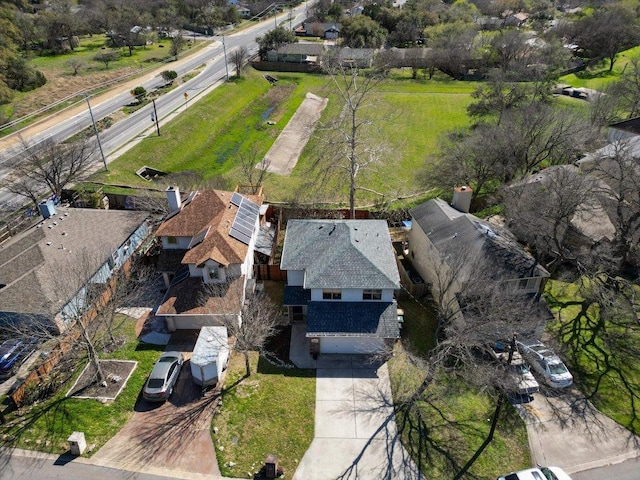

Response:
(212, 352), (315, 478)
(559, 46), (640, 90)
(4, 35), (202, 123)
(90, 68), (474, 206)
(544, 279), (640, 435)
(388, 348), (531, 479)
(0, 318), (163, 454)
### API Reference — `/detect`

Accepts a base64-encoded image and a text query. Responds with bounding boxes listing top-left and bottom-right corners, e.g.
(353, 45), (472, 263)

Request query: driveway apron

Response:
(293, 356), (419, 480)
(515, 388), (640, 474)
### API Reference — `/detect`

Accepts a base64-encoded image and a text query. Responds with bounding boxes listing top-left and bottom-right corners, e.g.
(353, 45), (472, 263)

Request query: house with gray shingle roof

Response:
(280, 219), (401, 355)
(408, 197), (549, 305)
(154, 186), (265, 331)
(0, 205), (151, 332)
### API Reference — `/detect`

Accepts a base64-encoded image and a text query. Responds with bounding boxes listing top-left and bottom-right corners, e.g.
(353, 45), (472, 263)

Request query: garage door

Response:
(319, 337), (385, 354)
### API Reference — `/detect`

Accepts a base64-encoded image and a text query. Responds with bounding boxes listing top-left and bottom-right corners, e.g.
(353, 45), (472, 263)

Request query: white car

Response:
(491, 346), (540, 396)
(498, 466), (573, 480)
(517, 340), (573, 388)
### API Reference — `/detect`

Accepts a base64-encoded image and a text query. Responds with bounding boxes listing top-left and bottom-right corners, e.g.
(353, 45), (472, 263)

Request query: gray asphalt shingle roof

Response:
(410, 199), (548, 281)
(306, 301), (399, 338)
(280, 220), (400, 290)
(0, 207), (149, 320)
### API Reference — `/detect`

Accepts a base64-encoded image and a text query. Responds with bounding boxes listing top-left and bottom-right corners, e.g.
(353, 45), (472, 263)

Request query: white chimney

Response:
(166, 186), (182, 212)
(452, 186), (473, 213)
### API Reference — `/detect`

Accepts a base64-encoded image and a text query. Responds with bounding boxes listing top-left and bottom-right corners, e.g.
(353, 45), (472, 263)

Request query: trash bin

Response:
(67, 431), (87, 455)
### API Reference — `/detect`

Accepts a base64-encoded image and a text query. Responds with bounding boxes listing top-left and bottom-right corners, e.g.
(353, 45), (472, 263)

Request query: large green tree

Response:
(256, 26), (297, 60)
(341, 15), (387, 49)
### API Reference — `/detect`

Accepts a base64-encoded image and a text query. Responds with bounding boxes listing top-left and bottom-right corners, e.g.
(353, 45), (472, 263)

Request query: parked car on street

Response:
(516, 340), (573, 388)
(498, 465), (573, 480)
(0, 340), (37, 380)
(143, 351), (184, 402)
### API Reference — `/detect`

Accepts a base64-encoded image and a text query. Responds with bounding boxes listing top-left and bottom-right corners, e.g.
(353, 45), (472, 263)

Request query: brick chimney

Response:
(452, 186), (473, 213)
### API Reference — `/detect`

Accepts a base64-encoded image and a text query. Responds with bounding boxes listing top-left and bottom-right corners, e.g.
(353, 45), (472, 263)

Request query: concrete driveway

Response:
(515, 387), (640, 474)
(293, 357), (419, 480)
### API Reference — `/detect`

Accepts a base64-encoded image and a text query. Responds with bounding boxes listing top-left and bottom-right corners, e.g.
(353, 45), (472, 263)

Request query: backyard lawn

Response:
(212, 351), (315, 478)
(0, 318), (163, 454)
(88, 68), (475, 206)
(559, 46), (640, 90)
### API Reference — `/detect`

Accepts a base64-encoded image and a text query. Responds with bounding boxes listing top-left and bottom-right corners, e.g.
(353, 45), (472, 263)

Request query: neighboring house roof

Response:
(609, 117), (640, 136)
(155, 190), (263, 268)
(410, 199), (549, 282)
(336, 47), (377, 60)
(276, 43), (325, 56)
(280, 219), (400, 289)
(510, 165), (616, 243)
(0, 207), (149, 320)
(307, 301), (399, 337)
(156, 275), (244, 316)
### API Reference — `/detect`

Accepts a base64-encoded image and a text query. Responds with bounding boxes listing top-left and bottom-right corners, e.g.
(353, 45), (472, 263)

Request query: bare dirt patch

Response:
(67, 360), (137, 401)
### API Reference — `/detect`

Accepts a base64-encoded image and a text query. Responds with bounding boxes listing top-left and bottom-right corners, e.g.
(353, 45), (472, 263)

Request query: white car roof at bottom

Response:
(498, 466), (573, 480)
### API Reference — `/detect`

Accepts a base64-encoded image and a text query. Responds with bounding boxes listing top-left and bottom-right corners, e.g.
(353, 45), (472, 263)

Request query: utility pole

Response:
(84, 94), (108, 171)
(222, 35), (229, 81)
(151, 98), (160, 136)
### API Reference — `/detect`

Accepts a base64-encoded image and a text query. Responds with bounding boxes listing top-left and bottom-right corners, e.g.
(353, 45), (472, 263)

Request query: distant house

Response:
(298, 22), (342, 39)
(503, 11), (529, 27)
(408, 190), (549, 305)
(154, 187), (265, 331)
(280, 219), (401, 355)
(235, 5), (251, 18)
(0, 204), (151, 332)
(267, 43), (325, 63)
(335, 47), (377, 68)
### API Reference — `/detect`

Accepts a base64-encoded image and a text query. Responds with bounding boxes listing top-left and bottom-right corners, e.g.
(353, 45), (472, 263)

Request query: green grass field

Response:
(559, 46), (640, 90)
(90, 68), (474, 206)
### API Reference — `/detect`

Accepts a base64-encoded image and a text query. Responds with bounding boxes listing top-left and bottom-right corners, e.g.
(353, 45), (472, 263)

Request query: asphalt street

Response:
(0, 449), (195, 480)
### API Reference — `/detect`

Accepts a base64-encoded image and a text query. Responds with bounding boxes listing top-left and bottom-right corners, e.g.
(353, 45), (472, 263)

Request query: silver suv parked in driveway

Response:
(516, 340), (573, 388)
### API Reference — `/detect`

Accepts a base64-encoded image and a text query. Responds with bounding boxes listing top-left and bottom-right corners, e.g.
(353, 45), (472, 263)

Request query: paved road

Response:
(0, 5), (312, 207)
(573, 457), (640, 480)
(0, 449), (187, 480)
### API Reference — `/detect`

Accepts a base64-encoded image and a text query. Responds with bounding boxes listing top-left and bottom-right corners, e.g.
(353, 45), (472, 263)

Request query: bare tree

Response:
(231, 46), (248, 78)
(238, 145), (271, 194)
(93, 51), (119, 69)
(503, 165), (601, 269)
(65, 58), (86, 76)
(200, 285), (281, 377)
(313, 52), (387, 219)
(7, 136), (96, 209)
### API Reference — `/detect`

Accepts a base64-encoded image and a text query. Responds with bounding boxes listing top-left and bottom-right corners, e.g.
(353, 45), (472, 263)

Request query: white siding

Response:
(319, 337), (385, 354)
(161, 236), (191, 249)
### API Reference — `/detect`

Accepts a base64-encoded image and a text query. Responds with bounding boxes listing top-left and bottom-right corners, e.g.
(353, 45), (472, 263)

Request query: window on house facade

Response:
(362, 289), (382, 300)
(518, 278), (538, 291)
(208, 265), (219, 281)
(167, 236), (177, 245)
(322, 289), (342, 300)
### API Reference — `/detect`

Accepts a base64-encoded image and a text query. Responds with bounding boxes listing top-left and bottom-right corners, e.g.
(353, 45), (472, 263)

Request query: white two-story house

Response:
(280, 219), (401, 355)
(155, 186), (263, 331)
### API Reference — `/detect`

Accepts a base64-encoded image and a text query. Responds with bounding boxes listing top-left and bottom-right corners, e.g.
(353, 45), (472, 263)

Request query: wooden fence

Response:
(254, 264), (287, 281)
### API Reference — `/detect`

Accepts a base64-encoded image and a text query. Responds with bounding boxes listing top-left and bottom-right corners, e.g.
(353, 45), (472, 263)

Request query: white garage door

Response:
(319, 337), (385, 354)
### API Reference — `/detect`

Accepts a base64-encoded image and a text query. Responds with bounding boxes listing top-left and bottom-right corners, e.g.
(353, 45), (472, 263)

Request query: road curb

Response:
(565, 450), (640, 474)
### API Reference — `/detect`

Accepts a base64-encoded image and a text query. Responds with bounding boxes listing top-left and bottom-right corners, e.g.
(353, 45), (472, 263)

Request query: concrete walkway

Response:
(290, 324), (419, 480)
(515, 387), (640, 474)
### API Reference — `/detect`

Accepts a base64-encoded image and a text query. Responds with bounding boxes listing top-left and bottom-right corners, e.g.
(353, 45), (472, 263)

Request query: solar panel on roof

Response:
(230, 192), (243, 207)
(188, 226), (210, 249)
(229, 195), (260, 245)
(229, 229), (252, 245)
